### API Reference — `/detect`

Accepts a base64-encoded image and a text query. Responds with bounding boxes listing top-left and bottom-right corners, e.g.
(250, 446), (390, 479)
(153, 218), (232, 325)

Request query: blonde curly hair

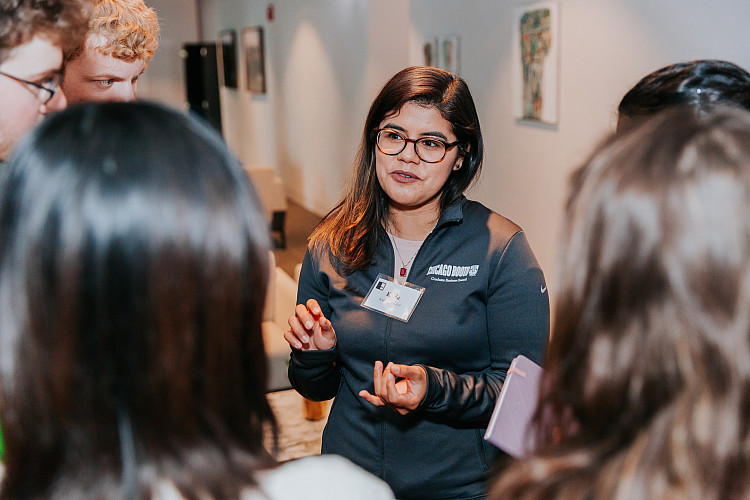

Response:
(68, 0), (159, 62)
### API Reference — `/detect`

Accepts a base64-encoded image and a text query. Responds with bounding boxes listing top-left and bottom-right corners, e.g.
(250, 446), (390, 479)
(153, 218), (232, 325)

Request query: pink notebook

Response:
(484, 355), (544, 457)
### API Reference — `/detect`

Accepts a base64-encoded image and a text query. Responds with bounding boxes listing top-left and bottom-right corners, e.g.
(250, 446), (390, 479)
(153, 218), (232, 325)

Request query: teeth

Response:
(397, 173), (413, 178)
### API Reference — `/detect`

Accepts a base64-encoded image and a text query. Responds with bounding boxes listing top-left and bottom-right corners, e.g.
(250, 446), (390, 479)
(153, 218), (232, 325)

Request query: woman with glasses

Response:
(285, 66), (550, 499)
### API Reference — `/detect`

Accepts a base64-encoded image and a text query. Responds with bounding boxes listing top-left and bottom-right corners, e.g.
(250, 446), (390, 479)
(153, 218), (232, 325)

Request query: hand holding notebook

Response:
(484, 355), (544, 457)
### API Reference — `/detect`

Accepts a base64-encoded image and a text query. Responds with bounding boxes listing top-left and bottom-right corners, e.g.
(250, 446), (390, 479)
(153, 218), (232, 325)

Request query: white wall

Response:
(199, 0), (410, 214)
(198, 0), (750, 311)
(137, 0), (199, 109)
(406, 0), (750, 311)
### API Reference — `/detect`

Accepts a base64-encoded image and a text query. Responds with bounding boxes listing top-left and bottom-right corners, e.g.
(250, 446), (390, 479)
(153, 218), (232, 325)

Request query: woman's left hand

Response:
(359, 361), (427, 415)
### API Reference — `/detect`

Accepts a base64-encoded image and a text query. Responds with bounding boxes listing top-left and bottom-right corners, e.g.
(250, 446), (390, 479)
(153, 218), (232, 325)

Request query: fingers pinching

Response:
(319, 315), (332, 331)
(287, 314), (310, 343)
(373, 360), (384, 396)
(294, 303), (315, 330)
(284, 329), (302, 349)
(358, 389), (385, 406)
(306, 298), (322, 316)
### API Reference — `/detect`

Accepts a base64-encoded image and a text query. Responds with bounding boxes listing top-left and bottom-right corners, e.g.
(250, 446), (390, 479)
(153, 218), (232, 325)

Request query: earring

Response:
(453, 162), (462, 171)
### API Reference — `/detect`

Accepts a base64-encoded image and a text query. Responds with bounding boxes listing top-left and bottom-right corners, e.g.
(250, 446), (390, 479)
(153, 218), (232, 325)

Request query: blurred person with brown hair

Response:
(490, 107), (750, 499)
(0, 101), (394, 499)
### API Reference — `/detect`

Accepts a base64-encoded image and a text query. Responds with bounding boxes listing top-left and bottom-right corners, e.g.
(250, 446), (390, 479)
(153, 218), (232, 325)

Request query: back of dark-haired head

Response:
(617, 59), (750, 130)
(0, 101), (276, 498)
(310, 66), (483, 272)
(0, 0), (92, 63)
(490, 107), (750, 499)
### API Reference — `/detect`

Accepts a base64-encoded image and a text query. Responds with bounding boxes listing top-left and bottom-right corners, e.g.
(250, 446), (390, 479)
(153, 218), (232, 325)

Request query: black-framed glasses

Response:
(0, 70), (61, 104)
(374, 128), (462, 163)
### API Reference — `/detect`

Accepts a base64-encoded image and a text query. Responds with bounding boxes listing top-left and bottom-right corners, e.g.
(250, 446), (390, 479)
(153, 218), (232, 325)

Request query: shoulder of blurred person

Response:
(153, 455), (395, 500)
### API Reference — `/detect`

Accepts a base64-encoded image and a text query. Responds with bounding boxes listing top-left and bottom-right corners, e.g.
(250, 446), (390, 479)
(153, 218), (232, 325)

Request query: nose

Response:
(121, 82), (137, 102)
(121, 85), (137, 102)
(42, 87), (67, 113)
(396, 138), (420, 163)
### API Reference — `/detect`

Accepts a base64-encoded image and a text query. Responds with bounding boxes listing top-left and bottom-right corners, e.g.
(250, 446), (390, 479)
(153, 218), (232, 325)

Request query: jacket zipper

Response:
(380, 224), (439, 480)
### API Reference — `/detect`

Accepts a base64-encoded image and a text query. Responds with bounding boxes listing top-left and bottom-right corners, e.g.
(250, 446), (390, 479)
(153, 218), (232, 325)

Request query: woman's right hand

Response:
(285, 299), (337, 351)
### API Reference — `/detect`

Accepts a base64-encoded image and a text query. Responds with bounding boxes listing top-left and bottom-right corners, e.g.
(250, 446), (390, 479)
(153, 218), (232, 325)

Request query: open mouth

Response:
(393, 170), (419, 180)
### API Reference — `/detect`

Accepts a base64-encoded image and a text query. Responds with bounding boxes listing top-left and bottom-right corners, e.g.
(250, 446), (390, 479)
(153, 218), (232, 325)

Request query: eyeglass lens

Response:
(38, 73), (62, 103)
(376, 130), (447, 163)
(0, 71), (60, 104)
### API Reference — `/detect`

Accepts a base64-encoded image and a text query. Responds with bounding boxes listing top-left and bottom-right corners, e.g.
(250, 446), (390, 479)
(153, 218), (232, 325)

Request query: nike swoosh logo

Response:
(541, 286), (547, 293)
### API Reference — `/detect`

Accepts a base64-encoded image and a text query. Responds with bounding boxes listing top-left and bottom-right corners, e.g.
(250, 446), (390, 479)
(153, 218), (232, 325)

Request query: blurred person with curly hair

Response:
(62, 0), (159, 103)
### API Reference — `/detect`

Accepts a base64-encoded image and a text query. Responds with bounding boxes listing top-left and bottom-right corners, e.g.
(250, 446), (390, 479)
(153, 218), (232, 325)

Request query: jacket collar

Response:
(379, 195), (466, 243)
(434, 195), (466, 229)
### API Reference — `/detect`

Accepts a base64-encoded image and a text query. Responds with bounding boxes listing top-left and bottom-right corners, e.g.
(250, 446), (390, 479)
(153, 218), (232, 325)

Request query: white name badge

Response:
(361, 273), (425, 322)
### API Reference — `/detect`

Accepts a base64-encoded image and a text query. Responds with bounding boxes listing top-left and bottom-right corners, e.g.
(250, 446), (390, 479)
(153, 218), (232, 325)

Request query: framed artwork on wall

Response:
(219, 29), (237, 89)
(437, 35), (460, 74)
(423, 38), (437, 67)
(512, 1), (559, 124)
(423, 35), (460, 74)
(242, 26), (266, 94)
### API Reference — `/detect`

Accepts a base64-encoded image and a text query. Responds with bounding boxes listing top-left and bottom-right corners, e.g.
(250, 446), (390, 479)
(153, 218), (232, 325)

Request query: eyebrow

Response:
(381, 123), (449, 140)
(90, 74), (123, 80)
(89, 69), (145, 81)
(27, 69), (62, 81)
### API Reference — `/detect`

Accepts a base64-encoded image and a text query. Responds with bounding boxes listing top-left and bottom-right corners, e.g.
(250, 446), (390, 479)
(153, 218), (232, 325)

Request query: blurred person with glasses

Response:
(0, 70), (63, 105)
(0, 0), (90, 164)
(0, 0), (91, 469)
(285, 66), (550, 499)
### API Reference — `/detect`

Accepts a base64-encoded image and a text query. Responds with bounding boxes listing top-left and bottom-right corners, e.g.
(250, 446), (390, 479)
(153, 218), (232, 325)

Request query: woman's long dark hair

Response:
(0, 102), (276, 499)
(309, 66), (483, 273)
(491, 108), (750, 499)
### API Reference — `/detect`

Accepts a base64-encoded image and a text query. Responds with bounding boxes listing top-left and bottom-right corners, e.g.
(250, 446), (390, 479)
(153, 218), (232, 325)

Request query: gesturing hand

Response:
(285, 299), (337, 351)
(359, 361), (427, 415)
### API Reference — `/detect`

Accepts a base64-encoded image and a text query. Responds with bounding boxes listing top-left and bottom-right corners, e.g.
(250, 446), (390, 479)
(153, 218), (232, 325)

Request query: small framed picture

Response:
(242, 26), (266, 94)
(512, 1), (559, 124)
(218, 29), (237, 89)
(423, 38), (437, 67)
(437, 35), (460, 74)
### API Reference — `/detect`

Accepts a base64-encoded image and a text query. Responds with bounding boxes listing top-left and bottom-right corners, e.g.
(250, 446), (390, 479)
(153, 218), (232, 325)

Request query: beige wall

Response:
(137, 0), (199, 109)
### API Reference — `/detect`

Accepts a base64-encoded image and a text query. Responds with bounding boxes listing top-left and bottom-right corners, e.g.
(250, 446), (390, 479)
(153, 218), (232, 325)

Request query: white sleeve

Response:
(245, 455), (395, 500)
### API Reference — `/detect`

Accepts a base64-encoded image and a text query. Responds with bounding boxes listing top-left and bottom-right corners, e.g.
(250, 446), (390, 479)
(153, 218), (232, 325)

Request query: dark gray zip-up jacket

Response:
(289, 197), (550, 500)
